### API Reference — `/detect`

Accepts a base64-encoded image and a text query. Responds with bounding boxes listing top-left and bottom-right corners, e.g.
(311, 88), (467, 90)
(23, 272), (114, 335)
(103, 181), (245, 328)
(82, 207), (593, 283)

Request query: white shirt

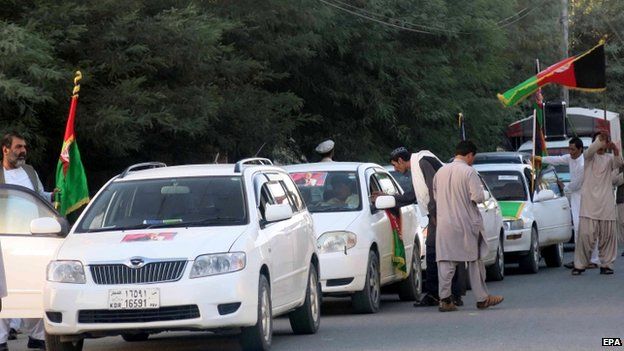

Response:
(3, 167), (50, 200)
(542, 154), (584, 193)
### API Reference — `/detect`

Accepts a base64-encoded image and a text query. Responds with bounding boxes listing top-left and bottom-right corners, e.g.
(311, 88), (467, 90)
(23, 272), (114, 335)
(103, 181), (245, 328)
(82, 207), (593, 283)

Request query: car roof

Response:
(284, 162), (383, 173)
(474, 163), (530, 172)
(473, 152), (531, 165)
(115, 164), (285, 181)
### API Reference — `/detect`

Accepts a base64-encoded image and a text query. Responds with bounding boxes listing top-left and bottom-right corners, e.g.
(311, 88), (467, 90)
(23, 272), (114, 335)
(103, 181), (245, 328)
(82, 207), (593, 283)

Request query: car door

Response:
(375, 171), (417, 279)
(365, 168), (394, 282)
(255, 177), (296, 308)
(535, 169), (572, 244)
(0, 184), (67, 318)
(477, 175), (500, 261)
(277, 173), (312, 295)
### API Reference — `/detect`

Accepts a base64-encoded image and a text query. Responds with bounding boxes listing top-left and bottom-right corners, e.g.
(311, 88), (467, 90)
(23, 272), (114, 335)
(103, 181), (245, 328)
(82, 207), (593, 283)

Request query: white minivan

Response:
(38, 160), (320, 351)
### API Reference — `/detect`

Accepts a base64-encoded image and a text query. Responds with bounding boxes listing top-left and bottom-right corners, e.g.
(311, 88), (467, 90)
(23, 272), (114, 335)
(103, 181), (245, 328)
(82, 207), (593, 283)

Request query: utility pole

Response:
(561, 0), (570, 104)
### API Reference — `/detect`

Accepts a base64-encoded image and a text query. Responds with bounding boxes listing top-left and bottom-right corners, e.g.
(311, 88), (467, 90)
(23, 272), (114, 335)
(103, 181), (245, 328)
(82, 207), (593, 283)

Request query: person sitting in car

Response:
(326, 175), (359, 208)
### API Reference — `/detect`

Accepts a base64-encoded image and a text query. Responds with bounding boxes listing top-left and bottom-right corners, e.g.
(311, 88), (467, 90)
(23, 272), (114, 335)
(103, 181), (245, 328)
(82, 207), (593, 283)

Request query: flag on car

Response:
(385, 210), (407, 278)
(497, 39), (606, 107)
(55, 71), (89, 216)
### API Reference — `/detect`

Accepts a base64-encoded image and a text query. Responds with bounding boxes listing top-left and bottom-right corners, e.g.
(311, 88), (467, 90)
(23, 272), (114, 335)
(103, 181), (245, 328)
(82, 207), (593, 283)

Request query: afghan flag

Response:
(55, 71), (89, 216)
(385, 210), (407, 278)
(497, 39), (606, 107)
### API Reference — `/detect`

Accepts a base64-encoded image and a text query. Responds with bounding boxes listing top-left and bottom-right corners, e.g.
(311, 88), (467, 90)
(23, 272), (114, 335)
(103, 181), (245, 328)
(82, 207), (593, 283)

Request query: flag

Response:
(534, 91), (548, 160)
(385, 210), (407, 278)
(497, 39), (606, 107)
(55, 71), (89, 216)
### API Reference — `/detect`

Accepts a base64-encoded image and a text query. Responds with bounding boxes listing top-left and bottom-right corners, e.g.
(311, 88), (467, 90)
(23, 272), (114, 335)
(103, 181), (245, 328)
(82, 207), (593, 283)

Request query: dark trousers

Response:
(425, 243), (466, 298)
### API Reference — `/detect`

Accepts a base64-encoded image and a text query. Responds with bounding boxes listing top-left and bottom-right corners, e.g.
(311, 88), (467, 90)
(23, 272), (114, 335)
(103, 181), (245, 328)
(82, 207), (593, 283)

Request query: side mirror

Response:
(375, 195), (396, 210)
(535, 189), (555, 202)
(483, 190), (491, 201)
(30, 217), (64, 236)
(265, 204), (293, 223)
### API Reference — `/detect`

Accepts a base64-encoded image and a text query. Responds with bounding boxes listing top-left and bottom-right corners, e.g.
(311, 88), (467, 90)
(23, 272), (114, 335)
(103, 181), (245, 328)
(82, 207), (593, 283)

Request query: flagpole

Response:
(531, 59), (542, 194)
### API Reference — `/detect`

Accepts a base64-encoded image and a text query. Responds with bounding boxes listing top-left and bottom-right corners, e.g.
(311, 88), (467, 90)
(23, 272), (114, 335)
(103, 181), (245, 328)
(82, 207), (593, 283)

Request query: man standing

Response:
(535, 137), (600, 269)
(388, 147), (466, 307)
(434, 141), (503, 312)
(572, 132), (623, 275)
(315, 139), (335, 162)
(614, 167), (624, 257)
(1, 132), (50, 350)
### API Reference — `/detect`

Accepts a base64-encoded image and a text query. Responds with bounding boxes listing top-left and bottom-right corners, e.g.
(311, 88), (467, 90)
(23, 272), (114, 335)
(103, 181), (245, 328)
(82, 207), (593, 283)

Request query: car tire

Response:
(121, 333), (150, 342)
(543, 242), (564, 268)
(289, 264), (321, 334)
(240, 274), (272, 351)
(519, 227), (540, 274)
(45, 333), (84, 351)
(352, 250), (380, 314)
(486, 234), (505, 281)
(398, 245), (422, 301)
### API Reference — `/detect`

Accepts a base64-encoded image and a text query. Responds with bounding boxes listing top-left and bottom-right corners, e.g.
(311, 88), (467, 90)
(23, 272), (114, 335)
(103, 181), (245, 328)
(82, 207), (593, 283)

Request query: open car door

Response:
(0, 184), (68, 318)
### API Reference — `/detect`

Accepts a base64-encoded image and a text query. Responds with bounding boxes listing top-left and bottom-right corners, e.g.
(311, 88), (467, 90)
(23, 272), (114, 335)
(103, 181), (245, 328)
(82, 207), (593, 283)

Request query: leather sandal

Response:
(571, 268), (585, 275)
(600, 267), (614, 275)
(476, 295), (504, 309)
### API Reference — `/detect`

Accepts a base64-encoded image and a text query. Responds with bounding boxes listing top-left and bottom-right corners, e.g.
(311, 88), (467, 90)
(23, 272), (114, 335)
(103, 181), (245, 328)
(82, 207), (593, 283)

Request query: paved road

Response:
(8, 251), (624, 351)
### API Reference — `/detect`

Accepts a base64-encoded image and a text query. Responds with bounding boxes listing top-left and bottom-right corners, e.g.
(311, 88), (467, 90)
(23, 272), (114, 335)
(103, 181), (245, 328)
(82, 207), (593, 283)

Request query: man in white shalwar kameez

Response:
(433, 141), (503, 312)
(536, 137), (600, 268)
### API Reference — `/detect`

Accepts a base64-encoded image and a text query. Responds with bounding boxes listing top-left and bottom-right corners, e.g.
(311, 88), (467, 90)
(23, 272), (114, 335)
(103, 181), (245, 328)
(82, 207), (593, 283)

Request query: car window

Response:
(76, 176), (248, 232)
(389, 170), (412, 194)
(290, 171), (361, 212)
(480, 171), (528, 201)
(538, 169), (562, 197)
(374, 172), (399, 196)
(281, 176), (305, 212)
(0, 187), (58, 235)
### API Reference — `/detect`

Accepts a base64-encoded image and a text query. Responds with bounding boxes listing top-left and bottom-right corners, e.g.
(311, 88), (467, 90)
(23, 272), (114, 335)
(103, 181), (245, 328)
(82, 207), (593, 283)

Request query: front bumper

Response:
(44, 268), (259, 335)
(503, 228), (532, 253)
(319, 248), (369, 294)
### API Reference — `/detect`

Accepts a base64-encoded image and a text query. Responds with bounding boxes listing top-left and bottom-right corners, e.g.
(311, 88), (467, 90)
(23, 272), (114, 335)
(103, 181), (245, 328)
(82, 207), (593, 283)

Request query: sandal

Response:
(476, 295), (504, 309)
(600, 267), (614, 275)
(571, 268), (585, 275)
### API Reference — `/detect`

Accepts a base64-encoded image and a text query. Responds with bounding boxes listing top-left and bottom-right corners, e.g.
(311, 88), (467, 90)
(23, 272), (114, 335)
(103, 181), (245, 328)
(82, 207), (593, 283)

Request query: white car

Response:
(475, 159), (573, 273)
(285, 162), (422, 313)
(35, 159), (320, 351)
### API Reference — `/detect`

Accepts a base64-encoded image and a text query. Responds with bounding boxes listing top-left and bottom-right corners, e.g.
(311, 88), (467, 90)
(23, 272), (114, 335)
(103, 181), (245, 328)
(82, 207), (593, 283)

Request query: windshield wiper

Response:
(146, 217), (243, 228)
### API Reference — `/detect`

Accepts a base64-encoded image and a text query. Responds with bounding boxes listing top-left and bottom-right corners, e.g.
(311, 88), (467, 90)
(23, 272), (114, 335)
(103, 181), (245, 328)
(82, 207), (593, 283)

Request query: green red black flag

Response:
(498, 39), (606, 107)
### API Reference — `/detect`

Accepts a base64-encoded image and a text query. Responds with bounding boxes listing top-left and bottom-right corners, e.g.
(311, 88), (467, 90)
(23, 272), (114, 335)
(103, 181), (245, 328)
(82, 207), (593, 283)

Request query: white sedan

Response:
(286, 162), (423, 313)
(475, 161), (573, 273)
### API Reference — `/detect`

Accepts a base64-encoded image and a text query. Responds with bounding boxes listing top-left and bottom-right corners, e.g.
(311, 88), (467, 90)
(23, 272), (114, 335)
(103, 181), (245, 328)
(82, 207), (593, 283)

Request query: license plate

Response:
(108, 288), (160, 310)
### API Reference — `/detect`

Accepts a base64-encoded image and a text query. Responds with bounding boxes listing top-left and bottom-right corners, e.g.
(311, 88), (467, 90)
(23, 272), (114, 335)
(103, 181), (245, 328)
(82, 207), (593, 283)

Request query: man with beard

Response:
(0, 132), (53, 350)
(386, 147), (466, 307)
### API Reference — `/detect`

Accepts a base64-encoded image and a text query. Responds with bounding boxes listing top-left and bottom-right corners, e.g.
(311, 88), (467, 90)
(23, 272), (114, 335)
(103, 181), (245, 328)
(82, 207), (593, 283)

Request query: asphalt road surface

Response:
(8, 250), (624, 351)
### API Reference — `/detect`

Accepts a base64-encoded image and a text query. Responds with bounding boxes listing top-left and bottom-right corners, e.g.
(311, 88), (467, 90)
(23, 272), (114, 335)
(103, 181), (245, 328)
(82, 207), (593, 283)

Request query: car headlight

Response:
(317, 231), (357, 254)
(504, 219), (525, 231)
(190, 252), (246, 278)
(47, 261), (86, 284)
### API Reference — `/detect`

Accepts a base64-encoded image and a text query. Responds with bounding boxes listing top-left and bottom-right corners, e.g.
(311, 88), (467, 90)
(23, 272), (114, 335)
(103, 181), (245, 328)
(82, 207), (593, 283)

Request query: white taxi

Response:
(285, 162), (421, 313)
(37, 159), (320, 351)
(475, 160), (573, 273)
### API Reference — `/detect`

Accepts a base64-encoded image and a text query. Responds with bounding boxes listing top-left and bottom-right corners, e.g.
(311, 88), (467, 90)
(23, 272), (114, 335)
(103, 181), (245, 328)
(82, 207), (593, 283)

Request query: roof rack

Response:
(234, 158), (273, 173)
(119, 162), (167, 178)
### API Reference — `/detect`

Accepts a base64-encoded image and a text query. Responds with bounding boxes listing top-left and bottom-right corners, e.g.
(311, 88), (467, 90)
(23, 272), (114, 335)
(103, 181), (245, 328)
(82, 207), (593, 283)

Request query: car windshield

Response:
(76, 176), (247, 233)
(290, 171), (361, 212)
(479, 171), (528, 201)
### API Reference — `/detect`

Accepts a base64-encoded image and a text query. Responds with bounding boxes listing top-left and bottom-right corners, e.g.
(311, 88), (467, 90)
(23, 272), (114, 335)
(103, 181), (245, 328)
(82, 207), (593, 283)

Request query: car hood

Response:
(57, 226), (249, 263)
(310, 211), (361, 238)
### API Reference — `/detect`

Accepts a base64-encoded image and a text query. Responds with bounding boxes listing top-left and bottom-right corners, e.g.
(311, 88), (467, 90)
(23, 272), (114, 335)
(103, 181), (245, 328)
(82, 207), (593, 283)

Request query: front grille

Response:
(78, 305), (200, 324)
(90, 261), (187, 285)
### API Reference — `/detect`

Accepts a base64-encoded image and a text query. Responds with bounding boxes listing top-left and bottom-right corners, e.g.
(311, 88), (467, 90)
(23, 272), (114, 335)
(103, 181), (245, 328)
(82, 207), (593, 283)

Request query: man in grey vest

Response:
(0, 132), (51, 350)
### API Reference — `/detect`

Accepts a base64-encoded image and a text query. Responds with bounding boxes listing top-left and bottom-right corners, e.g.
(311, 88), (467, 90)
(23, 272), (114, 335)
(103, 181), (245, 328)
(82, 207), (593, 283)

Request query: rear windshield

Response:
(290, 171), (361, 212)
(76, 176), (247, 233)
(479, 171), (528, 201)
